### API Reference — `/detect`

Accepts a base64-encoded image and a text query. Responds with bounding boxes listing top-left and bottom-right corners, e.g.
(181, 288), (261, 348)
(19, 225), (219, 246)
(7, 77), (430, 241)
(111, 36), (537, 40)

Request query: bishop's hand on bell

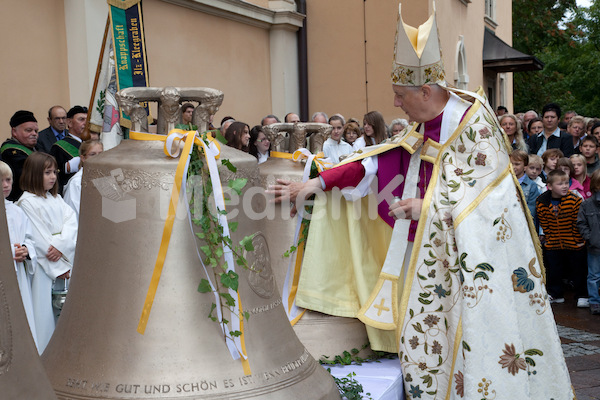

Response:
(267, 178), (322, 217)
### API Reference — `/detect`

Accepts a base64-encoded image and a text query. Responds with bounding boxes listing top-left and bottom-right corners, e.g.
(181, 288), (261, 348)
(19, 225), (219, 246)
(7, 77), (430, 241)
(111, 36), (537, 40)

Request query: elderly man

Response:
(1, 111), (39, 201)
(311, 111), (328, 124)
(51, 105), (87, 193)
(528, 103), (573, 157)
(260, 114), (280, 126)
(37, 106), (68, 153)
(522, 109), (538, 138)
(270, 3), (573, 399)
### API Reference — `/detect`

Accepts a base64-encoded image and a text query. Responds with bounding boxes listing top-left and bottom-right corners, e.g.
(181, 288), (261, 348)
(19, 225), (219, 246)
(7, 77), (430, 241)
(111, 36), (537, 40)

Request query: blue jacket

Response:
(520, 174), (540, 220)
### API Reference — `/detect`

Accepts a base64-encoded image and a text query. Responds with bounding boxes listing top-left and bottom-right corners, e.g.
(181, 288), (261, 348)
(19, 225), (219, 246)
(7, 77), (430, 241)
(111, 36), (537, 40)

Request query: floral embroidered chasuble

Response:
(298, 87), (574, 399)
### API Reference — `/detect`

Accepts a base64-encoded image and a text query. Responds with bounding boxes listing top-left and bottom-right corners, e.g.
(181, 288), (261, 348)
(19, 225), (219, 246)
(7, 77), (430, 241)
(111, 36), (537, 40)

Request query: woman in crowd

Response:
(354, 111), (387, 151)
(225, 122), (251, 152)
(500, 113), (528, 152)
(63, 140), (104, 219)
(248, 125), (270, 164)
(389, 118), (409, 136)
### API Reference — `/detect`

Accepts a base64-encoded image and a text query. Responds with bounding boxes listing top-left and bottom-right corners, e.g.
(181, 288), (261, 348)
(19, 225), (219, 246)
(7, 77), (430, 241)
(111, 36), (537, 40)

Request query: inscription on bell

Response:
(249, 298), (281, 315)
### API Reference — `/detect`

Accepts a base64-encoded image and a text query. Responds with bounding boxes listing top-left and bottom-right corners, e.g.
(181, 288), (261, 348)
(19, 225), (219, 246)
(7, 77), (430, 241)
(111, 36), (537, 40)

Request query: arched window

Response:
(454, 36), (469, 90)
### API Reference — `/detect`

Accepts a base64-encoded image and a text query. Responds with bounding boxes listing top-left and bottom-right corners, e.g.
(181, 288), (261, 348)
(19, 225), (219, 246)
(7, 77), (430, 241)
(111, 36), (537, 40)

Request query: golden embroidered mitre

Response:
(391, 2), (446, 87)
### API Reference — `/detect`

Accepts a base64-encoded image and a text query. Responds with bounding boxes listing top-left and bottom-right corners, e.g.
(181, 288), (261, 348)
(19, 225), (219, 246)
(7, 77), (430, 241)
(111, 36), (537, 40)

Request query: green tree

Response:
(512, 0), (591, 114)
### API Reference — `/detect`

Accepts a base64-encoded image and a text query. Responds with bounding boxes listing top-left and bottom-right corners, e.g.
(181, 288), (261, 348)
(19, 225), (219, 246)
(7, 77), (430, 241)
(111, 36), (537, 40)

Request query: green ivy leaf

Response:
(228, 178), (247, 195)
(229, 221), (238, 232)
(221, 270), (239, 291)
(220, 292), (236, 307)
(200, 245), (212, 257)
(198, 279), (212, 293)
(221, 159), (237, 173)
(240, 234), (256, 252)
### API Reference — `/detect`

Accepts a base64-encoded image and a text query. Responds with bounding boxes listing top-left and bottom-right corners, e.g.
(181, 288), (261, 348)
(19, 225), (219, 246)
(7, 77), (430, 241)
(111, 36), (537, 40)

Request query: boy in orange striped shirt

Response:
(536, 169), (588, 306)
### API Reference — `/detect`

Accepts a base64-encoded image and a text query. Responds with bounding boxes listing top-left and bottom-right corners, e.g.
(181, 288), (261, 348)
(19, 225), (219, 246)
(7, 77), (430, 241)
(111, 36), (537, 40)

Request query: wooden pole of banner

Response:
(84, 16), (111, 140)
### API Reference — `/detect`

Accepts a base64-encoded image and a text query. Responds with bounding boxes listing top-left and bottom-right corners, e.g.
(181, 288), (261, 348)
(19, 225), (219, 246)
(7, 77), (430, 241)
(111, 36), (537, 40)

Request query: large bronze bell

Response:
(0, 202), (57, 399)
(259, 123), (371, 360)
(42, 139), (339, 399)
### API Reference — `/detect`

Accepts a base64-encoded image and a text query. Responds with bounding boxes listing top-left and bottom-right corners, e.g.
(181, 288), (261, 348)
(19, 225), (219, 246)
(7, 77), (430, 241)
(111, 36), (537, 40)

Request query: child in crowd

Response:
(323, 115), (353, 163)
(580, 135), (599, 176)
(557, 157), (584, 198)
(510, 150), (540, 219)
(541, 148), (563, 183)
(536, 169), (588, 306)
(526, 154), (547, 193)
(577, 170), (600, 315)
(1, 161), (38, 349)
(17, 152), (78, 353)
(342, 123), (361, 147)
(570, 154), (592, 199)
(64, 140), (104, 219)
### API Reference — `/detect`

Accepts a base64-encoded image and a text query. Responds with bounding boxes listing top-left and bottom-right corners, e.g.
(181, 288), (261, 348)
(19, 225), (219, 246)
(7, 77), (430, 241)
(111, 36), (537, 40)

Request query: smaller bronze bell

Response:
(0, 203), (57, 399)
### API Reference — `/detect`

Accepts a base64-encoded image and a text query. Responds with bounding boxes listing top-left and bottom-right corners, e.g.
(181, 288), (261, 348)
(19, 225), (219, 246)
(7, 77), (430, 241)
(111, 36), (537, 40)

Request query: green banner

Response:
(109, 0), (149, 128)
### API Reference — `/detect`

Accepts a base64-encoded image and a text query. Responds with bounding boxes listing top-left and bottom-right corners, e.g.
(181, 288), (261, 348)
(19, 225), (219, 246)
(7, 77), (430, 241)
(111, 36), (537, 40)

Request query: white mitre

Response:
(391, 2), (446, 87)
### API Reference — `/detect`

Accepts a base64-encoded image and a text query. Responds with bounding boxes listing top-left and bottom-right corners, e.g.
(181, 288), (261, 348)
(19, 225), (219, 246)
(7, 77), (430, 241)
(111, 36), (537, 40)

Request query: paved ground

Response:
(552, 297), (600, 400)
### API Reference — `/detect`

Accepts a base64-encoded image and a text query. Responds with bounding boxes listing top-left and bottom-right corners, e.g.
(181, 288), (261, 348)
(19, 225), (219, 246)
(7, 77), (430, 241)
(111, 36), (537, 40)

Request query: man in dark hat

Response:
(50, 105), (87, 193)
(1, 110), (39, 201)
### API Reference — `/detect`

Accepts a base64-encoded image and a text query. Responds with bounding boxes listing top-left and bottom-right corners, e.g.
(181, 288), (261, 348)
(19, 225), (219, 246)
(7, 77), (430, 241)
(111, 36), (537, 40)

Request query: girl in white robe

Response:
(63, 140), (104, 220)
(17, 152), (77, 353)
(0, 161), (38, 349)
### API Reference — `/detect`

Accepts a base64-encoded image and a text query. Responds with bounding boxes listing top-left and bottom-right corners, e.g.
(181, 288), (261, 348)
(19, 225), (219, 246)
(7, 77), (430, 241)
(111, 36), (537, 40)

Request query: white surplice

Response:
(323, 138), (354, 164)
(17, 191), (78, 353)
(63, 168), (83, 220)
(5, 199), (38, 350)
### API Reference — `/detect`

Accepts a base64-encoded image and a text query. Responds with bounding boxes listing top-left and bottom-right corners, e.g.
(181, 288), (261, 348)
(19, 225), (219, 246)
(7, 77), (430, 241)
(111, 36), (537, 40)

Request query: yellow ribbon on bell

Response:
(130, 130), (250, 373)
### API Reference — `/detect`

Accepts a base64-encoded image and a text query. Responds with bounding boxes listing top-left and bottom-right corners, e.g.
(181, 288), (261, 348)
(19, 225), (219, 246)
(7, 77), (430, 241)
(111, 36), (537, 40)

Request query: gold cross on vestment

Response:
(374, 298), (390, 316)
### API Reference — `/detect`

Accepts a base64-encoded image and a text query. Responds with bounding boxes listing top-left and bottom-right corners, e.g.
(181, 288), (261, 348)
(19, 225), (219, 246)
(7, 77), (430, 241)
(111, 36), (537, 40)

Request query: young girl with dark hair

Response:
(248, 125), (270, 164)
(17, 152), (78, 353)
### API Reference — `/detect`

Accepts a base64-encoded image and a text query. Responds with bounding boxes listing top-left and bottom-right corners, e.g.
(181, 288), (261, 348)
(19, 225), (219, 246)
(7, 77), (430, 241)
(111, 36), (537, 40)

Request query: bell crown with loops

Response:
(391, 2), (446, 87)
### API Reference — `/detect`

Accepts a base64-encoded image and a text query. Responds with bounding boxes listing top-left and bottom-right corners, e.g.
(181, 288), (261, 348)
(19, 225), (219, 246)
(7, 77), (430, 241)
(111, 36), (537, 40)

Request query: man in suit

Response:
(51, 105), (87, 193)
(528, 102), (574, 157)
(37, 106), (68, 153)
(1, 110), (39, 201)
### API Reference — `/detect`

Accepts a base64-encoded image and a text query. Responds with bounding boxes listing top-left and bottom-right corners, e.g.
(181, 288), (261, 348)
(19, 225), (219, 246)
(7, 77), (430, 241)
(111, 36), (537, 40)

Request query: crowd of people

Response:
(1, 107), (103, 354)
(221, 101), (600, 318)
(217, 110), (409, 165)
(500, 103), (600, 315)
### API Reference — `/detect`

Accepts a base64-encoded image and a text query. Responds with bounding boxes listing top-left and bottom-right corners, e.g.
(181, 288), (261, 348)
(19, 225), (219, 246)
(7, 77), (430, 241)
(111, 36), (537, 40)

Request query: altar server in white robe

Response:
(17, 152), (77, 353)
(64, 140), (104, 220)
(1, 161), (38, 349)
(323, 115), (353, 164)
